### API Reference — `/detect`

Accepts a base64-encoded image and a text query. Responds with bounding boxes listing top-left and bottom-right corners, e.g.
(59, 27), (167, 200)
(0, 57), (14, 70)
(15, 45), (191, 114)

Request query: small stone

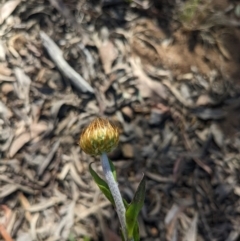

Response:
(121, 143), (134, 158)
(149, 108), (163, 126)
(121, 106), (133, 120)
(149, 227), (158, 237)
(196, 94), (214, 106)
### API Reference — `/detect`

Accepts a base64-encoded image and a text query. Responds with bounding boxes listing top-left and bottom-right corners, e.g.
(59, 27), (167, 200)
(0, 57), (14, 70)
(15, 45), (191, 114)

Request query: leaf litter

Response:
(0, 0), (240, 240)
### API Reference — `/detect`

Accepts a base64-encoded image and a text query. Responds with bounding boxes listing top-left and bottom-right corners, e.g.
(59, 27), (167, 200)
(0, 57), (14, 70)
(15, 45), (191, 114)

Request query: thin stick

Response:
(40, 31), (94, 94)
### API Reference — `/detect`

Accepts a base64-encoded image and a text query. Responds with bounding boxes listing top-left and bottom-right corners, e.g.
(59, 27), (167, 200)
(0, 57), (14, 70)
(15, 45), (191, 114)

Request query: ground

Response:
(0, 0), (240, 240)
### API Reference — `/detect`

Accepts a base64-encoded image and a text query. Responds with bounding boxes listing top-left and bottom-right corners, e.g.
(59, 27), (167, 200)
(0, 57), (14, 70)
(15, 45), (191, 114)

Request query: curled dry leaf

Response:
(98, 40), (117, 74)
(8, 34), (26, 53)
(0, 0), (21, 25)
(130, 57), (167, 99)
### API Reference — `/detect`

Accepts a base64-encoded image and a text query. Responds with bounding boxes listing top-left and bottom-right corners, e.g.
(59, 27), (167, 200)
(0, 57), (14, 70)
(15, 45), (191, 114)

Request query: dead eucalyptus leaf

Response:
(98, 40), (117, 74)
(0, 0), (21, 25)
(130, 57), (167, 99)
(183, 213), (198, 241)
(9, 122), (48, 157)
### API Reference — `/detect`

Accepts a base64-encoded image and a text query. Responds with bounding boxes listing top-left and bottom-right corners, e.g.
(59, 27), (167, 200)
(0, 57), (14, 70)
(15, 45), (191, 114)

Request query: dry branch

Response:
(40, 31), (94, 94)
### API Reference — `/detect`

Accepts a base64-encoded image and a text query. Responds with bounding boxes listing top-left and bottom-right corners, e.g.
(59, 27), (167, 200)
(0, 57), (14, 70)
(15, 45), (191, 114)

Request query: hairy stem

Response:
(100, 152), (127, 240)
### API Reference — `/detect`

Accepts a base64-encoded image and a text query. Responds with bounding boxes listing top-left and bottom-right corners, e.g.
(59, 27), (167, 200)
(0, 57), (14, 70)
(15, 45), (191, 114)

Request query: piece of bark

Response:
(40, 31), (94, 94)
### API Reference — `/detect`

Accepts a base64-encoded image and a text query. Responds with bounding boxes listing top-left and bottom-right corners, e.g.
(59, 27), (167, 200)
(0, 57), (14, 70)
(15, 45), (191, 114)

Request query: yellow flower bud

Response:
(79, 117), (119, 156)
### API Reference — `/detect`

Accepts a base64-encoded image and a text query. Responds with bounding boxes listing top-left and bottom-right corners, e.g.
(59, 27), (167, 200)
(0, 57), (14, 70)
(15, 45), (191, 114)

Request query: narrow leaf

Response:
(123, 199), (130, 209)
(133, 222), (140, 241)
(125, 175), (146, 239)
(89, 162), (115, 206)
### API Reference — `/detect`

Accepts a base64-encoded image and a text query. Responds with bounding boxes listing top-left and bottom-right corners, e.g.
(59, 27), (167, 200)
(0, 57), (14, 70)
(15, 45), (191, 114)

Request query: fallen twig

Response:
(40, 31), (94, 94)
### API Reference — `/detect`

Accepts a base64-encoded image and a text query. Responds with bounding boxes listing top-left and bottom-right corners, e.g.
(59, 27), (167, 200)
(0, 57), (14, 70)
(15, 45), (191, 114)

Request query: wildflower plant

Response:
(79, 117), (145, 241)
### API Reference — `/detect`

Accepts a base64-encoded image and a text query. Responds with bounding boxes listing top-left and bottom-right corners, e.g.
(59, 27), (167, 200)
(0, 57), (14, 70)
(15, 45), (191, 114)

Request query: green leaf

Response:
(108, 158), (117, 181)
(123, 198), (130, 209)
(89, 162), (115, 206)
(125, 175), (146, 239)
(133, 222), (140, 241)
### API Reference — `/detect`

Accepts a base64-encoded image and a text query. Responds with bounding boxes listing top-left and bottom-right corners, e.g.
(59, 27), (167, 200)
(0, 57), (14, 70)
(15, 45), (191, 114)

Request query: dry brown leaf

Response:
(0, 185), (18, 199)
(14, 67), (31, 103)
(163, 79), (194, 108)
(8, 34), (26, 52)
(145, 171), (173, 183)
(26, 197), (66, 212)
(165, 204), (181, 225)
(183, 213), (198, 241)
(98, 40), (117, 74)
(55, 201), (75, 239)
(1, 83), (14, 95)
(9, 122), (48, 157)
(0, 226), (14, 241)
(70, 163), (88, 188)
(30, 122), (48, 135)
(75, 201), (110, 222)
(165, 204), (181, 241)
(57, 163), (70, 180)
(18, 193), (33, 222)
(8, 132), (31, 158)
(130, 57), (167, 99)
(6, 211), (16, 236)
(0, 41), (6, 61)
(0, 75), (15, 82)
(210, 123), (224, 148)
(37, 141), (60, 176)
(0, 101), (12, 119)
(0, 0), (21, 25)
(30, 213), (39, 240)
(0, 64), (12, 76)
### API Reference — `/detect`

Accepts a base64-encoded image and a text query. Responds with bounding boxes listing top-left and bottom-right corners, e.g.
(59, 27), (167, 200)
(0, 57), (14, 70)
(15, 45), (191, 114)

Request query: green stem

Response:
(100, 152), (127, 240)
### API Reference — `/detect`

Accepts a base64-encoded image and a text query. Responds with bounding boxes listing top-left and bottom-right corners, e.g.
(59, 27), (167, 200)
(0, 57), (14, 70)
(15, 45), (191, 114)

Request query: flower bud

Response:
(79, 117), (119, 156)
